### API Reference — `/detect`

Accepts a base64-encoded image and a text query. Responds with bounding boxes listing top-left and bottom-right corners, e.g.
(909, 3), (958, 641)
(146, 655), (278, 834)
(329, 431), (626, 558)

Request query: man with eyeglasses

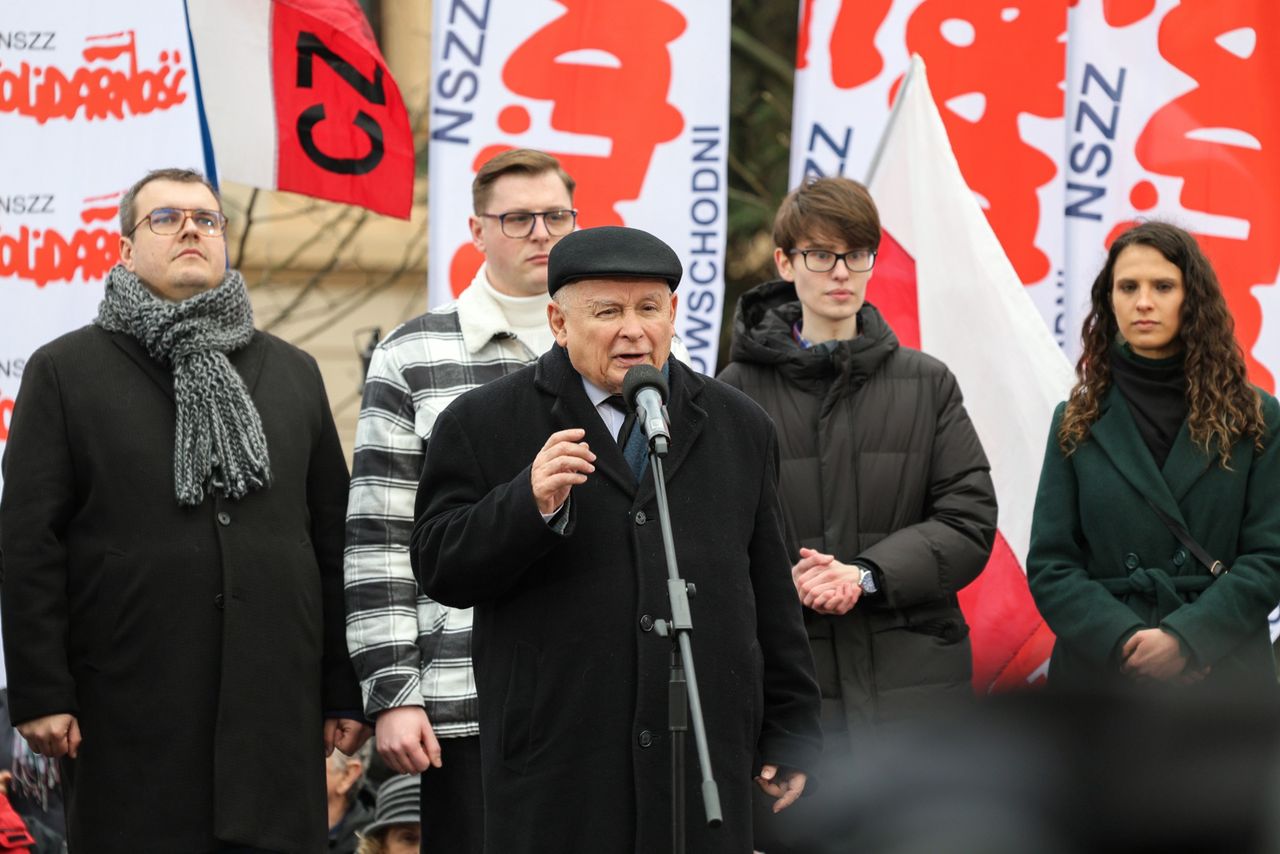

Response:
(718, 176), (997, 854)
(0, 168), (369, 852)
(344, 148), (578, 854)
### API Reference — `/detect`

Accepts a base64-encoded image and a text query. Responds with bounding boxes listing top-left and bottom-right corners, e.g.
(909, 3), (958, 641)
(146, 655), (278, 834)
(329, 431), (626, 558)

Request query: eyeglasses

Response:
(789, 248), (877, 274)
(127, 208), (228, 237)
(478, 209), (577, 239)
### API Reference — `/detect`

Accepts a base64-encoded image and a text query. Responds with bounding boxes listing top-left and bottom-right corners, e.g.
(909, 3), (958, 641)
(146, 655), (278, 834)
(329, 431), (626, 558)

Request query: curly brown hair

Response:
(1058, 221), (1263, 466)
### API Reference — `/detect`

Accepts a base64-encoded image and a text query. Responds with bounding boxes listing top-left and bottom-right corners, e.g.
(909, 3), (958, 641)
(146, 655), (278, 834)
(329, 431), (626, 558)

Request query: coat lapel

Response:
(108, 331), (174, 400)
(639, 361), (707, 503)
(1089, 386), (1187, 525)
(1160, 417), (1213, 503)
(229, 332), (268, 396)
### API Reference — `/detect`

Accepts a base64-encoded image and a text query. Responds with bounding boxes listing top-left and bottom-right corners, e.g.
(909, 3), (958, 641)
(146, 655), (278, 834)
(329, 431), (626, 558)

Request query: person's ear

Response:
(548, 299), (569, 347)
(774, 248), (795, 282)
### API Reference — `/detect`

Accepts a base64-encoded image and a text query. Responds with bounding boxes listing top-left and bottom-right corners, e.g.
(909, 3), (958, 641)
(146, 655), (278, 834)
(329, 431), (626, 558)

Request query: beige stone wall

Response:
(225, 1), (435, 464)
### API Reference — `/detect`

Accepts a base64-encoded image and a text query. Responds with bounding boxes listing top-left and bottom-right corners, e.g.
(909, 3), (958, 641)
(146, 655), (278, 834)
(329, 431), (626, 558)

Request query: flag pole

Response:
(864, 54), (922, 186)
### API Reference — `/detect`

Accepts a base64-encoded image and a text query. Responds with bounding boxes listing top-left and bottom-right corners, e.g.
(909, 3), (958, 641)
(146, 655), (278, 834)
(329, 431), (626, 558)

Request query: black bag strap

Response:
(1143, 496), (1226, 577)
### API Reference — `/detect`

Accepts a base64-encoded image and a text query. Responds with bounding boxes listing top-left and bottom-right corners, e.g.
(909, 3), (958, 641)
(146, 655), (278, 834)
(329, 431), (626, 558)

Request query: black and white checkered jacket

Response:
(343, 270), (541, 735)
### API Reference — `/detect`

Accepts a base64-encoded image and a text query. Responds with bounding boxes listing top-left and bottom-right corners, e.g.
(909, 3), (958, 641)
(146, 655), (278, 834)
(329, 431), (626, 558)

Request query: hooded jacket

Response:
(718, 280), (997, 735)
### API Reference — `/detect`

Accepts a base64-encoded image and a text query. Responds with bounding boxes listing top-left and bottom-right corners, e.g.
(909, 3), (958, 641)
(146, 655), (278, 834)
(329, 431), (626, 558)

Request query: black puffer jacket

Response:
(718, 280), (997, 736)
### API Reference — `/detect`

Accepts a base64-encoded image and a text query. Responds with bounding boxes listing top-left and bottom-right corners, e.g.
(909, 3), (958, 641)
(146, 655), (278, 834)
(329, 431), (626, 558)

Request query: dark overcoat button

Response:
(635, 511), (647, 525)
(214, 593), (225, 609)
(1123, 553), (1139, 570)
(217, 511), (232, 526)
(640, 614), (654, 632)
(638, 730), (653, 748)
(1172, 548), (1188, 567)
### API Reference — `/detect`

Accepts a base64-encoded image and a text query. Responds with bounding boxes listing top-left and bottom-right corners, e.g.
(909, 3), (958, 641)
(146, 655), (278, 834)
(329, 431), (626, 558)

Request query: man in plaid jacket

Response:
(344, 149), (579, 853)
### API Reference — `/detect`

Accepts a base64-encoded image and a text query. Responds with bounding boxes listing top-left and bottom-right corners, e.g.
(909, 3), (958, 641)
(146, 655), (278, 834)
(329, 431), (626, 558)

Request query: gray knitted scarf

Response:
(96, 264), (272, 506)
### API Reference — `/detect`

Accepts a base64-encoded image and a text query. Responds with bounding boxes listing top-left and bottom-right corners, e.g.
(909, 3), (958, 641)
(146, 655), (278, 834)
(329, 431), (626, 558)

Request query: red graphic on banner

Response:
(0, 391), (13, 441)
(1128, 1), (1279, 390)
(898, 1), (1066, 286)
(829, 0), (894, 88)
(271, 0), (414, 218)
(797, 0), (817, 69)
(1065, 0), (1155, 26)
(0, 31), (188, 123)
(449, 0), (687, 295)
(0, 198), (120, 287)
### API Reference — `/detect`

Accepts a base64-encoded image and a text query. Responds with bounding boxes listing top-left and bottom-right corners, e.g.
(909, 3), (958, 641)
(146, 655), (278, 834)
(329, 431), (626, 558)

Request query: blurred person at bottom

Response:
(1028, 221), (1280, 690)
(411, 226), (821, 853)
(329, 742), (375, 853)
(719, 177), (996, 853)
(356, 776), (420, 854)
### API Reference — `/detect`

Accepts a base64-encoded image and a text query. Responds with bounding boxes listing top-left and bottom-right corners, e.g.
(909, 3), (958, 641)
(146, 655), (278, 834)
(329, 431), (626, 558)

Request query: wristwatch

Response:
(856, 563), (878, 595)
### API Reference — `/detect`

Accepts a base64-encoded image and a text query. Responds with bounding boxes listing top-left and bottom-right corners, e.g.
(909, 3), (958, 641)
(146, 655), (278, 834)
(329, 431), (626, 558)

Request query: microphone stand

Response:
(644, 432), (723, 852)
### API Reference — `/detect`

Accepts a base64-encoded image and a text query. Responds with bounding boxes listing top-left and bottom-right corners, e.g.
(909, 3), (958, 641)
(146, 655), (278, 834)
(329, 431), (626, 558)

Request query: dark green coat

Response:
(1028, 386), (1280, 689)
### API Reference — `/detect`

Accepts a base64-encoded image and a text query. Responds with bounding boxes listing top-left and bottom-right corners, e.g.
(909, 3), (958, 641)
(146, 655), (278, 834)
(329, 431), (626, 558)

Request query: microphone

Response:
(623, 364), (670, 455)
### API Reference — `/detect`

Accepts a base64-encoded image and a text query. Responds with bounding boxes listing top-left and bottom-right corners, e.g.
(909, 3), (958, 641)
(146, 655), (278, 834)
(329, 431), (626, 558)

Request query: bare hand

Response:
(531, 428), (596, 515)
(755, 764), (807, 813)
(375, 706), (443, 774)
(1122, 628), (1189, 682)
(792, 548), (863, 615)
(17, 713), (81, 759)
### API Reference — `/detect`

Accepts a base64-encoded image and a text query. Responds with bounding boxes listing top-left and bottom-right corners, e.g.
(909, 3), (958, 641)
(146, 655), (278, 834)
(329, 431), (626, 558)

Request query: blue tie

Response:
(605, 396), (648, 481)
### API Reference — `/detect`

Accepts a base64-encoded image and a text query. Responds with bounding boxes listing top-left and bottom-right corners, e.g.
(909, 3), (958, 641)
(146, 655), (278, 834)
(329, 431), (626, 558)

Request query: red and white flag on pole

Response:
(186, 0), (413, 218)
(867, 55), (1074, 690)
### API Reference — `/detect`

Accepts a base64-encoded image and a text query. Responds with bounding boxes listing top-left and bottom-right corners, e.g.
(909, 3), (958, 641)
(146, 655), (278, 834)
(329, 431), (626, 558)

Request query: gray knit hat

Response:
(361, 774), (421, 837)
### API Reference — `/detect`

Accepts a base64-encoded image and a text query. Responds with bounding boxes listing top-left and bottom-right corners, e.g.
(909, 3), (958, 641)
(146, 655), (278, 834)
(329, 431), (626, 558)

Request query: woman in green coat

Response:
(1028, 221), (1280, 690)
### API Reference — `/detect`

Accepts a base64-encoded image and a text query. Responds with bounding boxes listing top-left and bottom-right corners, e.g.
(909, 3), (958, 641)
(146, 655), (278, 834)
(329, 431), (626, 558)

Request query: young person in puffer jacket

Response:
(718, 176), (998, 854)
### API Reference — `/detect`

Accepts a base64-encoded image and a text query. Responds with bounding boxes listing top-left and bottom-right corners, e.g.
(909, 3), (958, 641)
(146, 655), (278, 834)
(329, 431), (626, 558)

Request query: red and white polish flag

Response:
(867, 55), (1075, 690)
(186, 0), (413, 218)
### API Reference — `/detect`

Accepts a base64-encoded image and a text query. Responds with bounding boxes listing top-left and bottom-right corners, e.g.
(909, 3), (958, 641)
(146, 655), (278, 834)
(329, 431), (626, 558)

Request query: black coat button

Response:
(217, 512), (232, 527)
(214, 593), (225, 609)
(635, 511), (647, 525)
(640, 614), (654, 632)
(1173, 548), (1188, 567)
(1123, 553), (1139, 570)
(638, 730), (653, 748)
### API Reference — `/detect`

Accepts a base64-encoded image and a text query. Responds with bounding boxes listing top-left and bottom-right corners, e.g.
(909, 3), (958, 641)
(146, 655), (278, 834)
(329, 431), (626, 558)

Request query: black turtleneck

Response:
(1108, 342), (1188, 469)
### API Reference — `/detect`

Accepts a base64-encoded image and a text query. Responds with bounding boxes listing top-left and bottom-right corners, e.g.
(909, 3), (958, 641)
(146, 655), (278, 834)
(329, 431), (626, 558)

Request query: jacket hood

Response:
(728, 279), (899, 393)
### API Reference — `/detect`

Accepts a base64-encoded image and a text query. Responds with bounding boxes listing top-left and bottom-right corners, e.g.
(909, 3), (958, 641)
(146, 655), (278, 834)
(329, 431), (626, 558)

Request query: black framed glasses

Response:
(789, 248), (877, 273)
(127, 208), (228, 237)
(479, 209), (577, 239)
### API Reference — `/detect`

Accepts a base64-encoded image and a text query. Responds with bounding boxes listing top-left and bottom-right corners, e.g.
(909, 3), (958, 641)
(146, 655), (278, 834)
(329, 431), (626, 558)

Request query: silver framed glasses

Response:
(127, 208), (228, 237)
(789, 248), (877, 273)
(478, 209), (577, 239)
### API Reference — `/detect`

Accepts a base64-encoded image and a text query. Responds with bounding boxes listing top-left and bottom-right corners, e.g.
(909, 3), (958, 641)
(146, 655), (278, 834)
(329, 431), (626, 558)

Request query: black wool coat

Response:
(718, 282), (998, 732)
(411, 344), (822, 854)
(0, 325), (360, 853)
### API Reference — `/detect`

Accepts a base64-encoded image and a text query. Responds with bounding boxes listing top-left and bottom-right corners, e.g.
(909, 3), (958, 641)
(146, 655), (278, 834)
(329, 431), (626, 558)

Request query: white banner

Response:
(427, 0), (730, 373)
(793, 0), (1280, 390)
(790, 0), (1068, 340)
(1064, 0), (1280, 383)
(0, 2), (210, 498)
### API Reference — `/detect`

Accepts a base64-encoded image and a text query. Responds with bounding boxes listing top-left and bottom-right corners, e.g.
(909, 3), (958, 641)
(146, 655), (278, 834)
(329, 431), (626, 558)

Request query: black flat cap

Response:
(547, 226), (683, 296)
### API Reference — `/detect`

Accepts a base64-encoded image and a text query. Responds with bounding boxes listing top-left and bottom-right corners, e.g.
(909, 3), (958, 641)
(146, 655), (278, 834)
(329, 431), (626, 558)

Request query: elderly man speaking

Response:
(410, 226), (821, 853)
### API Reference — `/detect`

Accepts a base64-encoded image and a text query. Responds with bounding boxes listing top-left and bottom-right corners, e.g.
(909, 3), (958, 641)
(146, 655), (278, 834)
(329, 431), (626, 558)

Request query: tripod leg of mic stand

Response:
(670, 647), (688, 854)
